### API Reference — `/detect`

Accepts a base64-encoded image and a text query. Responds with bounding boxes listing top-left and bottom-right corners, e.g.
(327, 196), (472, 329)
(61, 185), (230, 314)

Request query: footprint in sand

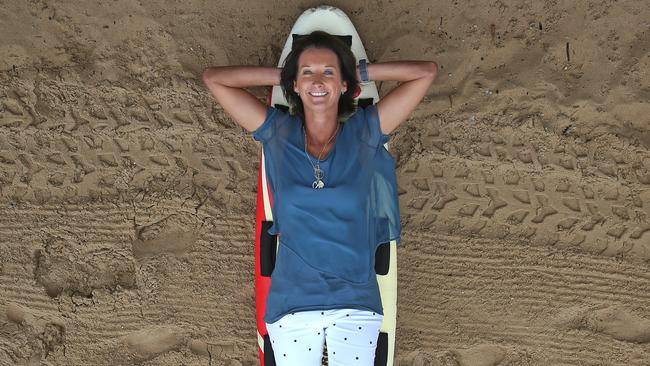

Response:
(77, 326), (188, 364)
(451, 344), (506, 366)
(398, 344), (506, 366)
(558, 305), (650, 343)
(132, 213), (199, 259)
(120, 326), (187, 361)
(33, 235), (136, 297)
(5, 303), (66, 359)
(398, 350), (437, 366)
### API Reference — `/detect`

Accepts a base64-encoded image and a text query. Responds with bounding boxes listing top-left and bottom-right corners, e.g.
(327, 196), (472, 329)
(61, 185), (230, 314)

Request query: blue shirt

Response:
(252, 105), (401, 324)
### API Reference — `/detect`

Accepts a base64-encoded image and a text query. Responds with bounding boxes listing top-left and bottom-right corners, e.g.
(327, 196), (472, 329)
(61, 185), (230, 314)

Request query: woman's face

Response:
(293, 47), (348, 113)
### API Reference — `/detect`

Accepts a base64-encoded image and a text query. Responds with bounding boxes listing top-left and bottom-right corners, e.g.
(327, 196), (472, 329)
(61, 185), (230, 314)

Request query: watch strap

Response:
(359, 59), (369, 83)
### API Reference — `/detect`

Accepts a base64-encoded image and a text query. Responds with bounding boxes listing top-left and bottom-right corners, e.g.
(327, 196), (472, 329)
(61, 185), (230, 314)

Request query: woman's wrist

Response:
(358, 59), (369, 83)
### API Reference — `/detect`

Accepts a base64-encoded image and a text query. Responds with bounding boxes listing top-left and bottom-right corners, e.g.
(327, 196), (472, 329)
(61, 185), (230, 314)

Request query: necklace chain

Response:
(303, 124), (339, 189)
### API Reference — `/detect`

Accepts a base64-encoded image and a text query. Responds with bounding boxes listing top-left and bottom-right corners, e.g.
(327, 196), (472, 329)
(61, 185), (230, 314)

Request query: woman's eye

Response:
(324, 70), (334, 75)
(302, 70), (312, 75)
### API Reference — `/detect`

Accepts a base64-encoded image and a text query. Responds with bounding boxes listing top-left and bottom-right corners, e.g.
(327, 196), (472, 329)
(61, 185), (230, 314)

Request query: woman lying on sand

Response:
(203, 31), (437, 366)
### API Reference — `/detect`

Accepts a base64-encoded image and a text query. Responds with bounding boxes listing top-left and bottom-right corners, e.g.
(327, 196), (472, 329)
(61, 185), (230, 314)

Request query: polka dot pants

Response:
(265, 309), (383, 366)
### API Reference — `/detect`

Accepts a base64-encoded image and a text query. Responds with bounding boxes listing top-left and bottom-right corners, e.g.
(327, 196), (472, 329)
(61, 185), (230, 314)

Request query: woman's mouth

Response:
(308, 91), (328, 97)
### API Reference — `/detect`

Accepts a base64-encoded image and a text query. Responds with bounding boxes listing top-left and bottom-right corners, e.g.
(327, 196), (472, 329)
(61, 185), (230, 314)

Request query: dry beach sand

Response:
(1, 0), (650, 365)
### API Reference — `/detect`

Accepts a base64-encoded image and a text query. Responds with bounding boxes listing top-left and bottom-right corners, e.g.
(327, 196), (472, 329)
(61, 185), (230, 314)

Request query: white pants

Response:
(265, 309), (383, 366)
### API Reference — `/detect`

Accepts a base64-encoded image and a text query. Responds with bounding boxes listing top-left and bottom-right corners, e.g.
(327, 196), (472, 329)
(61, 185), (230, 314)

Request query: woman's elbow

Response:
(202, 67), (217, 86)
(202, 67), (229, 87)
(424, 61), (438, 80)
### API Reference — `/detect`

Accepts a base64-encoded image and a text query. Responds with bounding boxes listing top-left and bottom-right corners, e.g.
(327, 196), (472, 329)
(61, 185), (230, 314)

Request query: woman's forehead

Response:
(298, 47), (339, 67)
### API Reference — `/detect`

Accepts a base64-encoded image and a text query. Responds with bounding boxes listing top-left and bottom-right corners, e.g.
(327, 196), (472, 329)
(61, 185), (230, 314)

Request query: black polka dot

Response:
(279, 325), (282, 328)
(333, 352), (336, 355)
(344, 337), (347, 340)
(294, 339), (297, 342)
(370, 341), (373, 344)
(356, 356), (359, 360)
(318, 332), (321, 335)
(373, 312), (375, 315)
(283, 354), (286, 357)
(358, 326), (362, 330)
(309, 348), (312, 351)
(346, 314), (349, 316)
(333, 323), (336, 326)
(321, 312), (324, 315)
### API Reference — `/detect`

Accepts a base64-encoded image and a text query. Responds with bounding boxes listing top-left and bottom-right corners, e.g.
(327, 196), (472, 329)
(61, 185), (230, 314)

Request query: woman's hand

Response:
(202, 66), (281, 132)
(365, 61), (438, 135)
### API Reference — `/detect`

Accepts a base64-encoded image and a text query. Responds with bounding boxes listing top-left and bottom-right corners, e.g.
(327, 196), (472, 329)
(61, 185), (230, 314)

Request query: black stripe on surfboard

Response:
(264, 334), (277, 365)
(260, 220), (278, 277)
(358, 98), (373, 109)
(273, 104), (289, 112)
(375, 242), (390, 276)
(375, 332), (388, 366)
(292, 34), (352, 48)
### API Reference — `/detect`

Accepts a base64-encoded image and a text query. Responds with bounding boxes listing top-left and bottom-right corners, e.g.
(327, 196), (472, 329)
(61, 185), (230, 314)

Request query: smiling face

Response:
(293, 47), (348, 112)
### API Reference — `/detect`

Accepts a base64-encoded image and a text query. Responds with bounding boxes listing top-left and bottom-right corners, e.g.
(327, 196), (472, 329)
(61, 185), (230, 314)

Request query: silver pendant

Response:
(312, 165), (325, 189)
(312, 179), (325, 189)
(314, 166), (324, 180)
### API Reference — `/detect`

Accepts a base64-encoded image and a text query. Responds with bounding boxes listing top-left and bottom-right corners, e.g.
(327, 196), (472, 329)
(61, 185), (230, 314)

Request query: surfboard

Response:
(254, 5), (398, 365)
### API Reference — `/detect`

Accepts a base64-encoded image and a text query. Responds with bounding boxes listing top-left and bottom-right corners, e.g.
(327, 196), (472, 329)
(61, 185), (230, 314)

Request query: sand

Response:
(1, 0), (649, 365)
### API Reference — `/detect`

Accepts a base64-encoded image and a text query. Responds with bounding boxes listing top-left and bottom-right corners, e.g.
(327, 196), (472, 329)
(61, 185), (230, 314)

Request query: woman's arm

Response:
(202, 66), (281, 132)
(364, 61), (438, 135)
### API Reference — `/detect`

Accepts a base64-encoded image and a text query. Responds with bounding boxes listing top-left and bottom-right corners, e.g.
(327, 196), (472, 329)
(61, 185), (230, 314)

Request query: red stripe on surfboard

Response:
(255, 87), (274, 362)
(256, 87), (276, 363)
(255, 144), (275, 360)
(255, 149), (269, 332)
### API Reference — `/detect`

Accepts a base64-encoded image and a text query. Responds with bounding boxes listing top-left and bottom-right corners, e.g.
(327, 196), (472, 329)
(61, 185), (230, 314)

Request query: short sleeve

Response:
(361, 104), (391, 147)
(251, 107), (279, 142)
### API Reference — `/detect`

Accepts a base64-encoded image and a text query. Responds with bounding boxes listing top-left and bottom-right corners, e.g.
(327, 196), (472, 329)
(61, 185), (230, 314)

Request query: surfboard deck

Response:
(254, 5), (397, 365)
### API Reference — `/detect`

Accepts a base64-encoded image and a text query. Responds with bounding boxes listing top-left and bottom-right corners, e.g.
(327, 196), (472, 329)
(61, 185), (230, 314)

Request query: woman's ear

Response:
(342, 80), (348, 93)
(293, 81), (298, 94)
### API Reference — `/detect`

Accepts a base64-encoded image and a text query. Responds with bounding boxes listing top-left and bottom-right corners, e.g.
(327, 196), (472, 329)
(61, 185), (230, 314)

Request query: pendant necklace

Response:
(303, 123), (339, 189)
